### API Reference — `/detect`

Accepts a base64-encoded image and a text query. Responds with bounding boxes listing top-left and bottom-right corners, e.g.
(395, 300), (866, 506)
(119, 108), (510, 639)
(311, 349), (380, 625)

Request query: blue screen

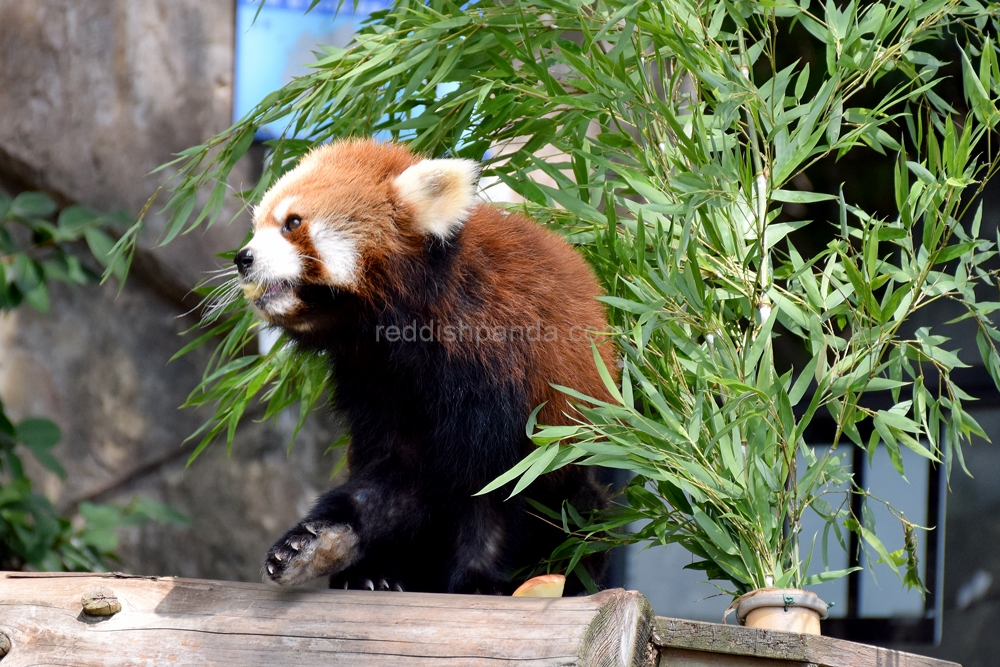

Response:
(234, 0), (389, 140)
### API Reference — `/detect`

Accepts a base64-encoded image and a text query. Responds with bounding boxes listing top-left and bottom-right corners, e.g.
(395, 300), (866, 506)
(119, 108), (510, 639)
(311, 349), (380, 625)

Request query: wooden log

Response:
(0, 572), (656, 667)
(654, 617), (959, 667)
(0, 573), (960, 667)
(657, 646), (812, 667)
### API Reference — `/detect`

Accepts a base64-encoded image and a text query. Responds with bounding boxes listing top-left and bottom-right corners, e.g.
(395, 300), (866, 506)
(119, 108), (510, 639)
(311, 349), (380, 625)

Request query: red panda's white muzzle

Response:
(234, 226), (306, 321)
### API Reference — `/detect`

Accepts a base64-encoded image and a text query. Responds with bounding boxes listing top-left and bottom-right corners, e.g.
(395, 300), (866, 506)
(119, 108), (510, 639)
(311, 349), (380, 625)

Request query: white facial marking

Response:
(310, 225), (358, 286)
(259, 288), (299, 318)
(244, 227), (302, 284)
(272, 196), (299, 226)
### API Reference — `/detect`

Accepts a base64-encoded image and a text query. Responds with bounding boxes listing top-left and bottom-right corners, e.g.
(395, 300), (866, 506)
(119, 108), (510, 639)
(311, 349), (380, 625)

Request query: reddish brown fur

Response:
(423, 203), (616, 426)
(255, 139), (615, 425)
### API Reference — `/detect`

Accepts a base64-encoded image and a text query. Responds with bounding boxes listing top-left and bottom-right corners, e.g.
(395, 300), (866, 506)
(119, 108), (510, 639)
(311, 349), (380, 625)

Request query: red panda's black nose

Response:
(235, 248), (254, 274)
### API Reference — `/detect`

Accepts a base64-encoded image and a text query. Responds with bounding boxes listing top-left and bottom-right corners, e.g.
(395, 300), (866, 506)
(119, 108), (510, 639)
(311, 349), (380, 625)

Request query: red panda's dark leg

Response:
(442, 495), (525, 595)
(264, 468), (427, 587)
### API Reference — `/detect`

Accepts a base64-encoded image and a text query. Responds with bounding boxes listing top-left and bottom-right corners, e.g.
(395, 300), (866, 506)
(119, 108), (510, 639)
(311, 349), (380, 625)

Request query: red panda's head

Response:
(235, 139), (480, 331)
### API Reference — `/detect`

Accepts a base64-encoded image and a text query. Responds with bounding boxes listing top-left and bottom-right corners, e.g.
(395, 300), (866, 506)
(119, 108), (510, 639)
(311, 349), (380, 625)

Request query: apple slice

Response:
(512, 574), (565, 598)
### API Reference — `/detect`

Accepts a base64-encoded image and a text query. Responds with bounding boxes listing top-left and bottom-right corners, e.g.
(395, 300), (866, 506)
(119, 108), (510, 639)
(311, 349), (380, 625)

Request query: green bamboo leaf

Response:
(961, 48), (999, 128)
(770, 190), (836, 204)
(876, 409), (921, 434)
(802, 566), (862, 586)
(744, 304), (779, 376)
(906, 161), (937, 184)
(475, 446), (550, 497)
(536, 183), (605, 224)
(865, 378), (909, 392)
(691, 506), (739, 556)
(794, 62), (810, 100)
(857, 521), (901, 578)
(765, 220), (811, 247)
(754, 458), (781, 493)
(935, 241), (977, 265)
(508, 445), (560, 497)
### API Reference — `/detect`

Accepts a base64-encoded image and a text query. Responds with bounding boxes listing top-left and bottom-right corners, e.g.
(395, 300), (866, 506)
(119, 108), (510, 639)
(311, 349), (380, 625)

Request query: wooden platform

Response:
(0, 572), (959, 667)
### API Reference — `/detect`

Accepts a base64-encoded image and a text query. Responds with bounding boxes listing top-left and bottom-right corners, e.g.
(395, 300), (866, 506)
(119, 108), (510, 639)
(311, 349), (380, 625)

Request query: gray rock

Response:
(0, 0), (344, 583)
(0, 0), (254, 299)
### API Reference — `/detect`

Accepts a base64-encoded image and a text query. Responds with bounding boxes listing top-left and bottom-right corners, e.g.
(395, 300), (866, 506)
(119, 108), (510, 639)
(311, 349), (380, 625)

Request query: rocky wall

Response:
(0, 0), (343, 582)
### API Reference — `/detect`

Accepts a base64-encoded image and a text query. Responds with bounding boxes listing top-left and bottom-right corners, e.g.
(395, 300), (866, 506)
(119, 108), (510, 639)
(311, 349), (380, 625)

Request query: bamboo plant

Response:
(119, 0), (1000, 597)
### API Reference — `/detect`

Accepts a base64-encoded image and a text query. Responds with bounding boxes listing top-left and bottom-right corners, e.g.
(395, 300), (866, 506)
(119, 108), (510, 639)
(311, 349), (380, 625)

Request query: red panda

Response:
(237, 139), (615, 594)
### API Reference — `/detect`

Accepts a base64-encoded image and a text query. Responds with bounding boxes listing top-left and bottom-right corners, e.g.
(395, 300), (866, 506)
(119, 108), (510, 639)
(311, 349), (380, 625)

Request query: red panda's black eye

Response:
(283, 215), (302, 233)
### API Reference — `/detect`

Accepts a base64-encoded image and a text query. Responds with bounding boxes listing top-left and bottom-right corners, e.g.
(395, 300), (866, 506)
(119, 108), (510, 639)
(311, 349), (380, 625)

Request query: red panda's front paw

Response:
(264, 521), (360, 586)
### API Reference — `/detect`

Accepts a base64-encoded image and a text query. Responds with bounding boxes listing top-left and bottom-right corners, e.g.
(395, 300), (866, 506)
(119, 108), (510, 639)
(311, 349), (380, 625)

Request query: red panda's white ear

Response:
(393, 158), (481, 238)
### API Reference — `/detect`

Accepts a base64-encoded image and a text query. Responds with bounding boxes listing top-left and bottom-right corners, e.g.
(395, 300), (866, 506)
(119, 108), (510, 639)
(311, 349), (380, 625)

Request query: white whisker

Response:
(204, 266), (240, 276)
(200, 272), (240, 285)
(199, 274), (246, 323)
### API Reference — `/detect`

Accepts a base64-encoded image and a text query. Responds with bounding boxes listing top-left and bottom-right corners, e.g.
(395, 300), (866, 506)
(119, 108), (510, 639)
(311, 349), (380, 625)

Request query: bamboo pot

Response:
(734, 588), (828, 635)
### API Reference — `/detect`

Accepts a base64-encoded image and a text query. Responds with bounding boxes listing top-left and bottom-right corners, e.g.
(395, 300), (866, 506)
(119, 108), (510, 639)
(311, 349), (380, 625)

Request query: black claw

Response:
(377, 579), (390, 591)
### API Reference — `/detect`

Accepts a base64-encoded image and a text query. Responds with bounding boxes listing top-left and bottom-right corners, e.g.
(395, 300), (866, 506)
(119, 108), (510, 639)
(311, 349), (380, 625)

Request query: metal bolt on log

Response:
(81, 588), (121, 617)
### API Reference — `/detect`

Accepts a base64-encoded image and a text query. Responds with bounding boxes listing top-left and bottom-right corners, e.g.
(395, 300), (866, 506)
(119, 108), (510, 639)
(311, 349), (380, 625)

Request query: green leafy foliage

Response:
(126, 0), (1000, 595)
(0, 191), (187, 571)
(1, 191), (128, 311)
